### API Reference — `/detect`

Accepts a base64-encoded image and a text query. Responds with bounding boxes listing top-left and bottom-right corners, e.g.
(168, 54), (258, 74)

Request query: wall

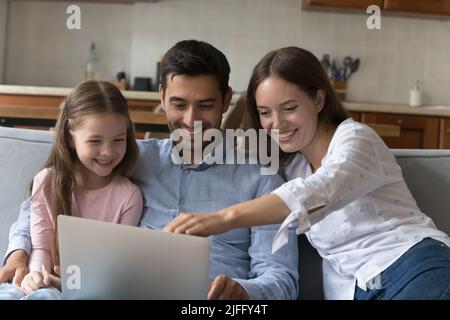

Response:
(0, 0), (7, 84)
(5, 0), (132, 87)
(4, 0), (450, 106)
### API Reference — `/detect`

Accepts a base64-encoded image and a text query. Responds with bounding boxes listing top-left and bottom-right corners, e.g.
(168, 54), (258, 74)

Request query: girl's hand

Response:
(21, 271), (45, 295)
(163, 211), (233, 236)
(42, 265), (61, 291)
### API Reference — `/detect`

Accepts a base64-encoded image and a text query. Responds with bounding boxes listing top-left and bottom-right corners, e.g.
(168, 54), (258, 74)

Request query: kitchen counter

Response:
(0, 84), (161, 101)
(0, 84), (167, 134)
(1, 85), (450, 117)
(343, 101), (450, 117)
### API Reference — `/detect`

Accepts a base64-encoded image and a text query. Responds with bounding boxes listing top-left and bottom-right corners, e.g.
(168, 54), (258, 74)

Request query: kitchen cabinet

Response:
(0, 93), (160, 112)
(360, 112), (440, 149)
(439, 118), (450, 149)
(0, 90), (167, 139)
(304, 0), (450, 15)
(383, 0), (450, 15)
(303, 0), (382, 10)
(347, 111), (361, 122)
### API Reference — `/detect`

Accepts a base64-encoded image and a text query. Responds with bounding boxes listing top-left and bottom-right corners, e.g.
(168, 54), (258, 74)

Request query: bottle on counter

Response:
(85, 42), (99, 81)
(409, 80), (422, 108)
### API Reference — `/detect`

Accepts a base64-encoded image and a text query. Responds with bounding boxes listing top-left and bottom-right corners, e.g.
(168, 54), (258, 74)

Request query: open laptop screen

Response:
(58, 215), (209, 300)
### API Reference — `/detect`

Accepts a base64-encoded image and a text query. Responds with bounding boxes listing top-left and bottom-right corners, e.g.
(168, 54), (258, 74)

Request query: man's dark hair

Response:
(160, 40), (230, 99)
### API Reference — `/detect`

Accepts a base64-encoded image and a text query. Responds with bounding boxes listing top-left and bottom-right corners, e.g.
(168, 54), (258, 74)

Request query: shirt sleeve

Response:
(3, 200), (32, 266)
(28, 170), (54, 273)
(118, 184), (144, 226)
(233, 173), (299, 300)
(271, 123), (402, 252)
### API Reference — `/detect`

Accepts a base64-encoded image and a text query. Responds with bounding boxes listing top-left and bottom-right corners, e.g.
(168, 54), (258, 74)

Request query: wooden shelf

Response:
(0, 104), (168, 133)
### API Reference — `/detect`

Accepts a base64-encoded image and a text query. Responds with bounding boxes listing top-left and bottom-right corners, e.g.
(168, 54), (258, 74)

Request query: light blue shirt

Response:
(5, 138), (299, 299)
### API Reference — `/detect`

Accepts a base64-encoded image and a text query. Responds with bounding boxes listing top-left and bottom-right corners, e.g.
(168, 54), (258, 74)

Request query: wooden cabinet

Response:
(347, 111), (361, 122)
(439, 118), (450, 149)
(0, 92), (168, 138)
(383, 0), (450, 15)
(304, 0), (382, 9)
(361, 112), (440, 149)
(304, 0), (450, 15)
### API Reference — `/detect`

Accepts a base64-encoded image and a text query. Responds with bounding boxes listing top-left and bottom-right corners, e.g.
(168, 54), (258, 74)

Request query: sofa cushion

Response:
(393, 149), (450, 235)
(0, 126), (53, 258)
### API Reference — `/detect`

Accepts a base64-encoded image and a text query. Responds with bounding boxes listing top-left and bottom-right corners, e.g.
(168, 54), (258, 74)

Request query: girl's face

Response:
(255, 76), (324, 153)
(70, 113), (128, 186)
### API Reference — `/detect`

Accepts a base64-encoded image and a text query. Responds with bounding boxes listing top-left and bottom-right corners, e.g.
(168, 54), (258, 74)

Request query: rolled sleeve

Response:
(233, 278), (264, 300)
(3, 200), (32, 266)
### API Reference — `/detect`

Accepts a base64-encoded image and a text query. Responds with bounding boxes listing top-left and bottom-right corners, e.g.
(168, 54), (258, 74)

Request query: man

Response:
(0, 40), (298, 300)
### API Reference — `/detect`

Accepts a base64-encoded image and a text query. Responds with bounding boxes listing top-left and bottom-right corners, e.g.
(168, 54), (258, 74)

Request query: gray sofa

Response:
(1, 125), (450, 299)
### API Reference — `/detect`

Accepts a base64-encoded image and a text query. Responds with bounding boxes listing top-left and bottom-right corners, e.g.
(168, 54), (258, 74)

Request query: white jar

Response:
(409, 81), (422, 108)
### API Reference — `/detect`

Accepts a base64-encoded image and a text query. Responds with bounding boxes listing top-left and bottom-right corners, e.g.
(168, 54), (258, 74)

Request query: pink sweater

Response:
(29, 169), (143, 272)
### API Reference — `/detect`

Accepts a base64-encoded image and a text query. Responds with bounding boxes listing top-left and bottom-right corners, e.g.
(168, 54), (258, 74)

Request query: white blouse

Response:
(272, 118), (450, 300)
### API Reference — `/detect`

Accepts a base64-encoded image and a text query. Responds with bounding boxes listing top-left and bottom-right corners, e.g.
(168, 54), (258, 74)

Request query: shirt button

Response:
(179, 197), (185, 205)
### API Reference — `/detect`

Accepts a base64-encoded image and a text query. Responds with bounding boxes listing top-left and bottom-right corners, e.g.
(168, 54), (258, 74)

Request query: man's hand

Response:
(0, 250), (29, 286)
(208, 275), (249, 300)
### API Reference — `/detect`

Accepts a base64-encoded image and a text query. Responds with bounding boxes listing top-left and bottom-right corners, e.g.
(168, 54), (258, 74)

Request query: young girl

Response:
(164, 47), (450, 300)
(0, 80), (143, 299)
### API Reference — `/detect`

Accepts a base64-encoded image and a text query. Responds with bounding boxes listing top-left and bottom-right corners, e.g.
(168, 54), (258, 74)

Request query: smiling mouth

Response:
(277, 129), (298, 142)
(182, 127), (208, 138)
(95, 159), (114, 166)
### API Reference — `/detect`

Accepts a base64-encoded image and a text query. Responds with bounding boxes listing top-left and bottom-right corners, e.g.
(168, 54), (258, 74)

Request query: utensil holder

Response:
(331, 80), (347, 101)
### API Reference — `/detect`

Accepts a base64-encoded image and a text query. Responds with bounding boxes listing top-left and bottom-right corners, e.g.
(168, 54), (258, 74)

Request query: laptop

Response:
(57, 215), (210, 300)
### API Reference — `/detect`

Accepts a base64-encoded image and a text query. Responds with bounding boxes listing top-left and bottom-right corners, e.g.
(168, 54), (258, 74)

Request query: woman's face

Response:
(255, 76), (324, 153)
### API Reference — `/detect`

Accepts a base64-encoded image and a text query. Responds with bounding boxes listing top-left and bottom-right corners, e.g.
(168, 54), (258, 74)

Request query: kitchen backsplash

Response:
(0, 0), (7, 84)
(2, 0), (450, 106)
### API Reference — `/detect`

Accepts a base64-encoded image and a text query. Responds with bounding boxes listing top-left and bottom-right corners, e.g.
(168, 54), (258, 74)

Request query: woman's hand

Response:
(164, 194), (291, 236)
(163, 211), (234, 236)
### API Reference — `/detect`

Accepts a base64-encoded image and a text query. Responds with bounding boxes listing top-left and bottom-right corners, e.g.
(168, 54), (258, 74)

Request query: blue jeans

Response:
(0, 283), (62, 300)
(354, 238), (450, 300)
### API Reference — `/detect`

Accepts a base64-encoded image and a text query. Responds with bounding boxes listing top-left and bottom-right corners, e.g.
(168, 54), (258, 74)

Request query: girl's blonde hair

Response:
(31, 80), (139, 266)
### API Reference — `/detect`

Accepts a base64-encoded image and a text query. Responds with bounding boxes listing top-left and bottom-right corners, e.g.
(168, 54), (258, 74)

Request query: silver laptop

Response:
(57, 215), (209, 300)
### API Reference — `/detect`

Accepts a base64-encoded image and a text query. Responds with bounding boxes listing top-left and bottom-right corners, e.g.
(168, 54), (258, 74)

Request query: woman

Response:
(164, 47), (450, 300)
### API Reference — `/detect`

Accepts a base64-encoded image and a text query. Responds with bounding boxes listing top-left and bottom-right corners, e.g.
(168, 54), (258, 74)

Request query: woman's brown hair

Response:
(30, 80), (139, 267)
(246, 47), (349, 166)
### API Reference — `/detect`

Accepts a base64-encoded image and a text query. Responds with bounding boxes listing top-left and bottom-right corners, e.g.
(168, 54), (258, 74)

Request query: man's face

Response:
(160, 74), (231, 150)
